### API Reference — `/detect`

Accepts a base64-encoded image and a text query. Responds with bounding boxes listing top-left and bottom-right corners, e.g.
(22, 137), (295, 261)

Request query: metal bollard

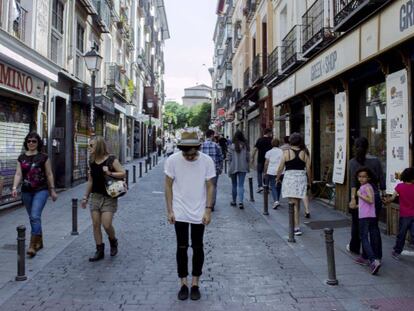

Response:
(224, 159), (227, 174)
(156, 153), (158, 165)
(125, 169), (129, 188)
(149, 158), (152, 170)
(133, 165), (136, 183)
(71, 198), (79, 236)
(288, 202), (296, 243)
(263, 185), (269, 215)
(145, 161), (148, 173)
(15, 225), (27, 281)
(324, 228), (339, 285)
(139, 162), (143, 177)
(153, 155), (156, 167)
(248, 177), (255, 202)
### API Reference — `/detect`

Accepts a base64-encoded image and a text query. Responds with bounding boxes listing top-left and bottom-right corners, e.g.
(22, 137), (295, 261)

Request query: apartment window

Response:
(51, 0), (64, 65)
(75, 23), (85, 79)
(11, 0), (27, 42)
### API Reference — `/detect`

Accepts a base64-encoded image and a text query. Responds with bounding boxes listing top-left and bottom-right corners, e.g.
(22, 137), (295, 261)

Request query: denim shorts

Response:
(89, 193), (117, 213)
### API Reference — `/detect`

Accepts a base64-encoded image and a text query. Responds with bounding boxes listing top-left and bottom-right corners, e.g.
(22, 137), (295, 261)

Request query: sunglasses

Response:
(27, 139), (38, 144)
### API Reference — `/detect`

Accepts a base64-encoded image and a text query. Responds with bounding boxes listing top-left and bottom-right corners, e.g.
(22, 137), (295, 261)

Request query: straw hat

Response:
(177, 130), (201, 147)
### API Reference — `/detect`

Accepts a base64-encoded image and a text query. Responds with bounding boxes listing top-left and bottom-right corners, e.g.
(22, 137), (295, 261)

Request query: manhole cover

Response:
(1, 244), (17, 251)
(304, 219), (350, 230)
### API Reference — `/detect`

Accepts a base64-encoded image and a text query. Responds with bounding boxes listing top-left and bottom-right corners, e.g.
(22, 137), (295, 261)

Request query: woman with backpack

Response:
(81, 136), (125, 262)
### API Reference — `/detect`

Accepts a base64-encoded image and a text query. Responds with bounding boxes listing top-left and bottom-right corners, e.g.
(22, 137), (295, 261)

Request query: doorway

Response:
(53, 97), (67, 188)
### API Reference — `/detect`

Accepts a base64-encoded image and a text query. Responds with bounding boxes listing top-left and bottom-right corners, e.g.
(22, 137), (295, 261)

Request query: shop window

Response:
(359, 82), (387, 167)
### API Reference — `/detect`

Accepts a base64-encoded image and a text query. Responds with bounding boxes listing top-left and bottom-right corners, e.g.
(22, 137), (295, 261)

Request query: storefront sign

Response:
(95, 95), (115, 115)
(333, 92), (347, 184)
(304, 105), (312, 157)
(386, 69), (410, 194)
(272, 75), (295, 106)
(0, 61), (44, 100)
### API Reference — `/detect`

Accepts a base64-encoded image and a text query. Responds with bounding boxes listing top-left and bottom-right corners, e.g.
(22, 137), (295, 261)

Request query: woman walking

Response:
(277, 133), (311, 235)
(12, 132), (58, 257)
(348, 137), (384, 262)
(81, 136), (125, 262)
(264, 138), (283, 209)
(228, 130), (249, 209)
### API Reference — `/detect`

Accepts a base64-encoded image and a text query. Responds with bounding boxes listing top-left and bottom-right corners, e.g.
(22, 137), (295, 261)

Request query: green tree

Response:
(188, 102), (211, 133)
(163, 101), (189, 130)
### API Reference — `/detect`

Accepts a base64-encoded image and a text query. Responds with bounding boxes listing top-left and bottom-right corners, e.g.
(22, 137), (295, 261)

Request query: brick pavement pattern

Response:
(1, 157), (414, 310)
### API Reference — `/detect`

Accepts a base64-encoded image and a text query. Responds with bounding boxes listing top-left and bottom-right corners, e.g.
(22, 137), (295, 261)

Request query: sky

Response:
(163, 0), (217, 103)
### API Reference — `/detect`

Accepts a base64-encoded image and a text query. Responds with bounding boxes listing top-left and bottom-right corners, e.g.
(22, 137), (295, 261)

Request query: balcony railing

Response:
(243, 67), (251, 92)
(244, 0), (257, 22)
(79, 0), (98, 15)
(233, 20), (242, 49)
(126, 28), (135, 50)
(251, 54), (263, 84)
(92, 0), (111, 33)
(266, 47), (279, 81)
(105, 63), (123, 94)
(281, 25), (305, 73)
(333, 0), (391, 32)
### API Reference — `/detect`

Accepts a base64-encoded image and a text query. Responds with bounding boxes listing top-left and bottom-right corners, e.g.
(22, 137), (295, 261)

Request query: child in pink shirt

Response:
(385, 167), (414, 259)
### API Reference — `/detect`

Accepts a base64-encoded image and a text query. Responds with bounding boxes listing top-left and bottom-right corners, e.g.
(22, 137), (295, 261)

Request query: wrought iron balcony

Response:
(333, 0), (391, 32)
(243, 0), (257, 22)
(126, 28), (135, 50)
(251, 54), (264, 84)
(233, 20), (242, 49)
(281, 25), (306, 73)
(302, 0), (335, 57)
(266, 47), (279, 82)
(79, 0), (98, 15)
(92, 0), (111, 33)
(232, 88), (242, 103)
(243, 67), (251, 92)
(105, 62), (123, 94)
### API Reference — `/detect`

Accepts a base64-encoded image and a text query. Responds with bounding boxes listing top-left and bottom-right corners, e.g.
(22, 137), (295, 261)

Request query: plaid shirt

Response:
(201, 139), (223, 174)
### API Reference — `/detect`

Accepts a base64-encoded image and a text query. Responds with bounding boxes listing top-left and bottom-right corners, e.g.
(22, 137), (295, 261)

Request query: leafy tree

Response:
(163, 101), (189, 130)
(188, 102), (211, 133)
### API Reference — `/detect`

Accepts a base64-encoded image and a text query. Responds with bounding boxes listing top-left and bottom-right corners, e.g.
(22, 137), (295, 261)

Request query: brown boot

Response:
(27, 236), (37, 257)
(34, 235), (43, 251)
(108, 237), (118, 256)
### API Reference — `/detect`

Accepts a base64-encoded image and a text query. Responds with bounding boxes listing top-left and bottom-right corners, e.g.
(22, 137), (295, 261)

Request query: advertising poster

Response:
(386, 69), (409, 193)
(304, 105), (312, 157)
(333, 92), (347, 184)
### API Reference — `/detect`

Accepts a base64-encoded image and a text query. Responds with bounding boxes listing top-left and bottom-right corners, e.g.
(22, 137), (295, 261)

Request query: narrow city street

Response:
(0, 157), (414, 311)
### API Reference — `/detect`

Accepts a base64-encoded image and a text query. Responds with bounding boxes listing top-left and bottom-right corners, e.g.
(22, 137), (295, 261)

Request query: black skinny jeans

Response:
(174, 221), (205, 278)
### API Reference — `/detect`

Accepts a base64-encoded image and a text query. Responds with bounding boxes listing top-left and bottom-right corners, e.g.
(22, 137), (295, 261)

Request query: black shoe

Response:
(109, 237), (118, 256)
(89, 244), (105, 262)
(305, 213), (310, 219)
(190, 286), (201, 300)
(230, 201), (236, 207)
(239, 203), (244, 209)
(178, 284), (189, 300)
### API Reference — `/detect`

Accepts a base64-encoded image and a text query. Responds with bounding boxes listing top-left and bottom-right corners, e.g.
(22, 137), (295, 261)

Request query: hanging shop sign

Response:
(386, 69), (410, 194)
(332, 92), (348, 184)
(304, 105), (312, 157)
(0, 61), (44, 101)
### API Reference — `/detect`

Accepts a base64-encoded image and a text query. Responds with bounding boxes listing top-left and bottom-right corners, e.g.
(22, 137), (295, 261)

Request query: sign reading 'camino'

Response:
(0, 61), (44, 101)
(400, 1), (414, 32)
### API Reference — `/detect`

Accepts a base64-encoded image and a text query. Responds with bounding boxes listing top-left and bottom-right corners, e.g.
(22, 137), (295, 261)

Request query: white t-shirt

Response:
(165, 142), (175, 153)
(164, 151), (216, 224)
(265, 147), (283, 175)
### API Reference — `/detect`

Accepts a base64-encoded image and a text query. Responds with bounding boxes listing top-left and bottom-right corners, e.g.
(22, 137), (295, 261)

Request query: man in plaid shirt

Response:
(201, 129), (223, 211)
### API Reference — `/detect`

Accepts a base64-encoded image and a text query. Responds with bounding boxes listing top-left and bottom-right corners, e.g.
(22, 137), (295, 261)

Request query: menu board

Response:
(333, 92), (347, 184)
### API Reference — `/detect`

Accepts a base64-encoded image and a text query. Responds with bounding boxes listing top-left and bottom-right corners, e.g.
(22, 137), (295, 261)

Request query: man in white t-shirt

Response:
(164, 130), (216, 301)
(264, 138), (283, 209)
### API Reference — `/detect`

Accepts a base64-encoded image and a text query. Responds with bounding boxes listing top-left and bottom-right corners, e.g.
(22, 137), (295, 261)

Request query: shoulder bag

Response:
(104, 155), (128, 198)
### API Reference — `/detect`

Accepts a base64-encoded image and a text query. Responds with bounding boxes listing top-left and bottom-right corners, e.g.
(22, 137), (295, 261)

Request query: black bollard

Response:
(263, 185), (269, 215)
(324, 228), (339, 285)
(248, 177), (255, 202)
(288, 202), (296, 243)
(133, 165), (136, 183)
(15, 225), (27, 281)
(149, 158), (152, 170)
(125, 169), (129, 188)
(153, 155), (156, 167)
(71, 198), (79, 236)
(145, 161), (148, 173)
(156, 153), (158, 165)
(139, 162), (143, 177)
(224, 159), (227, 174)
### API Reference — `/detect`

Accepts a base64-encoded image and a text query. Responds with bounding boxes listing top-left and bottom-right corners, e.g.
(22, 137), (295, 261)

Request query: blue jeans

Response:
(267, 175), (281, 202)
(231, 172), (246, 203)
(257, 162), (265, 188)
(211, 175), (219, 208)
(21, 190), (49, 235)
(394, 217), (414, 254)
(359, 217), (382, 262)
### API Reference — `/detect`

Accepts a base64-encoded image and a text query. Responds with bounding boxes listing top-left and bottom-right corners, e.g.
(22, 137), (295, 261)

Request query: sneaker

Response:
(230, 201), (236, 207)
(305, 212), (310, 219)
(257, 187), (264, 193)
(294, 228), (302, 236)
(354, 256), (369, 266)
(272, 201), (280, 209)
(391, 251), (401, 260)
(238, 203), (244, 209)
(177, 284), (189, 300)
(190, 285), (201, 300)
(370, 260), (381, 275)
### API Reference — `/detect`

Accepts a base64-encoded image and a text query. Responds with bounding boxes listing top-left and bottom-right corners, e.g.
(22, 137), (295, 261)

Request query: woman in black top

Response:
(81, 136), (125, 262)
(12, 132), (58, 257)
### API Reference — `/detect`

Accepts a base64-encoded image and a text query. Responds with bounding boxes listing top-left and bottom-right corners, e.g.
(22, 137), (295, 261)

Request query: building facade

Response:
(0, 0), (169, 207)
(182, 84), (212, 108)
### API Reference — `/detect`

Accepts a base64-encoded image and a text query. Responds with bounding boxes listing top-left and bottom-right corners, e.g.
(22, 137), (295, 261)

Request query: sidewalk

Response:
(0, 158), (413, 310)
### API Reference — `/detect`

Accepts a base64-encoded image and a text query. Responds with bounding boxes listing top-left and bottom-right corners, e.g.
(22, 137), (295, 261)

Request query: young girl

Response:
(355, 167), (382, 274)
(384, 167), (414, 260)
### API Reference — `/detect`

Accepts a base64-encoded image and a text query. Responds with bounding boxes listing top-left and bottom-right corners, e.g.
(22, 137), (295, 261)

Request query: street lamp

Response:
(84, 47), (103, 135)
(146, 99), (154, 165)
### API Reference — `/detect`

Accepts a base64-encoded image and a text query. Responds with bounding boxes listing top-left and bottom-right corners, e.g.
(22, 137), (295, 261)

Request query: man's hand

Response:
(167, 211), (175, 224)
(349, 198), (357, 209)
(202, 209), (212, 225)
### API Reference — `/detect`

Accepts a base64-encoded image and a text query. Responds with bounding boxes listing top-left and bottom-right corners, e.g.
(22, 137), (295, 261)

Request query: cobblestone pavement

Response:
(1, 156), (414, 310)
